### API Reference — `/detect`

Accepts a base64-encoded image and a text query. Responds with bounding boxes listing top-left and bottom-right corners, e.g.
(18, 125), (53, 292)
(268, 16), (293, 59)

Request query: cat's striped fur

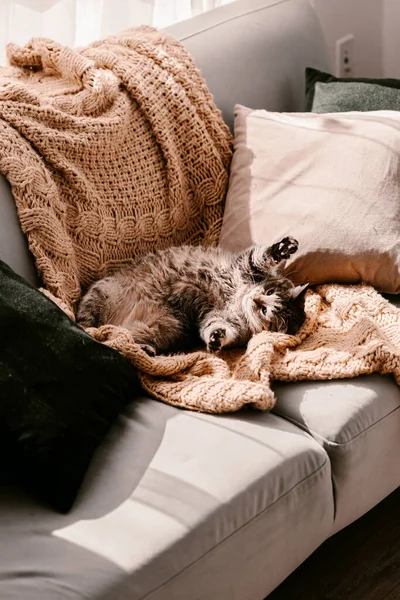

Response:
(77, 237), (307, 355)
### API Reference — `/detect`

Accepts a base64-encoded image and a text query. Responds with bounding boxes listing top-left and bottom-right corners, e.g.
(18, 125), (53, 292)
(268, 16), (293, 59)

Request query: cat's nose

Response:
(251, 295), (262, 307)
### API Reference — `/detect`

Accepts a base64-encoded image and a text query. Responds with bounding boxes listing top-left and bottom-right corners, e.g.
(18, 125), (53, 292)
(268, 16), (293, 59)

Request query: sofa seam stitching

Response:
(273, 402), (400, 448)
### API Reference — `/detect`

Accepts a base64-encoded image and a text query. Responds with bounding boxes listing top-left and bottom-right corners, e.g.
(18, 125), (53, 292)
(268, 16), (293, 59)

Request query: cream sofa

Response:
(1, 1), (400, 599)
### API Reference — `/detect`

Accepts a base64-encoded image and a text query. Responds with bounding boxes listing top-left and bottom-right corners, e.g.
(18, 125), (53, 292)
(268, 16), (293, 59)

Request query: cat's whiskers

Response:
(242, 289), (283, 334)
(274, 313), (286, 333)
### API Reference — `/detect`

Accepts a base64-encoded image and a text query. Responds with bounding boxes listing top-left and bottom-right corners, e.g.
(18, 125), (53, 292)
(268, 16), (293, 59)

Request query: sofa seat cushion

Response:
(273, 373), (400, 533)
(0, 397), (332, 600)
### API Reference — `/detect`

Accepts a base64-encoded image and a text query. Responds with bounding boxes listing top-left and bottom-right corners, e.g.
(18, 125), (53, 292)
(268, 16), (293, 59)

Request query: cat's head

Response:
(241, 279), (308, 335)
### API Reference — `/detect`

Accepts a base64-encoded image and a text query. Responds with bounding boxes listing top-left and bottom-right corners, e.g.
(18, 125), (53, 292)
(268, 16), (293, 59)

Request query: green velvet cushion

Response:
(306, 67), (400, 113)
(0, 259), (139, 512)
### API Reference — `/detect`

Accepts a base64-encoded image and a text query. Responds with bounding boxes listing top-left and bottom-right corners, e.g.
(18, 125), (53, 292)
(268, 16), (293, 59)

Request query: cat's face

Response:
(241, 280), (308, 334)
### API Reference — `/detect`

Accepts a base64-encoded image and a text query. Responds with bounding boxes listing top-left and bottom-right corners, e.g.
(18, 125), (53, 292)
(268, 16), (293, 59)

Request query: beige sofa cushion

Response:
(273, 370), (400, 533)
(0, 397), (332, 600)
(273, 295), (400, 534)
(219, 105), (400, 293)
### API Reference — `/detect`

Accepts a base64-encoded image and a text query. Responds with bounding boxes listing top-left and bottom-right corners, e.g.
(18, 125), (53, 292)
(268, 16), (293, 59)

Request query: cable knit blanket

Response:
(1, 30), (399, 414)
(0, 27), (232, 308)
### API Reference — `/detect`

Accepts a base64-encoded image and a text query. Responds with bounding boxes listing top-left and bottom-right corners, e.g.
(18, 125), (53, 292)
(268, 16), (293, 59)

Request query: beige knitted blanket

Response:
(0, 28), (232, 307)
(2, 31), (399, 414)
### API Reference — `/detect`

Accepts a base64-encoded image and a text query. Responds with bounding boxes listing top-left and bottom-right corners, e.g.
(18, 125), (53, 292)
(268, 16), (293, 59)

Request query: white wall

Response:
(382, 0), (400, 77)
(310, 0), (383, 77)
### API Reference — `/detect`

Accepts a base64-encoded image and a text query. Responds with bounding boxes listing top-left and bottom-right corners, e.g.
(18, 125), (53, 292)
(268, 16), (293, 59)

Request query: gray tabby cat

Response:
(77, 236), (308, 356)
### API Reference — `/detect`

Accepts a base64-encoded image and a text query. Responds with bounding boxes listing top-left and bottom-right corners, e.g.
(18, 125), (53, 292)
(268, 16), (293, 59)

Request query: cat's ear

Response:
(289, 283), (309, 299)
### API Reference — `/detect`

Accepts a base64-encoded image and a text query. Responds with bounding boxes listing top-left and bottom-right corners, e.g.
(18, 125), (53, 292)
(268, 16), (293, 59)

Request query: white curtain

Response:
(0, 0), (235, 65)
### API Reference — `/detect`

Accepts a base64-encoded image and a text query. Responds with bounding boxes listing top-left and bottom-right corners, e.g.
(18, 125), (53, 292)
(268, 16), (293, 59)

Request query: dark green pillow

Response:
(0, 259), (139, 512)
(306, 67), (400, 113)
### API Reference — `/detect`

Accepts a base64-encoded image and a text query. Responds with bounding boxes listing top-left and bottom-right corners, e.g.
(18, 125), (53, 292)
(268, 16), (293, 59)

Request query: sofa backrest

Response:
(166, 0), (331, 131)
(0, 0), (330, 285)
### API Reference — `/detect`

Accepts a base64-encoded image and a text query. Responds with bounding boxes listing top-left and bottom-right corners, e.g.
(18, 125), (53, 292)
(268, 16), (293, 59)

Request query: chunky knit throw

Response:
(0, 28), (232, 308)
(2, 31), (399, 414)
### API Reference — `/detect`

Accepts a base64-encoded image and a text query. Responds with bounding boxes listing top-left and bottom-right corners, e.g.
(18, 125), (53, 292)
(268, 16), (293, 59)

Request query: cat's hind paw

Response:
(139, 343), (156, 357)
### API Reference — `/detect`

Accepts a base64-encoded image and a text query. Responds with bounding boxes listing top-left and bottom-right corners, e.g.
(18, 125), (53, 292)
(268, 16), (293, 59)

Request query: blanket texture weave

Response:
(1, 27), (232, 308)
(2, 30), (399, 413)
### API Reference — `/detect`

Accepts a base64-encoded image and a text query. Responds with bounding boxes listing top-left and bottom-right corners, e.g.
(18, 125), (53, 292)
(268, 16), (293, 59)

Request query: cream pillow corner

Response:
(219, 104), (400, 293)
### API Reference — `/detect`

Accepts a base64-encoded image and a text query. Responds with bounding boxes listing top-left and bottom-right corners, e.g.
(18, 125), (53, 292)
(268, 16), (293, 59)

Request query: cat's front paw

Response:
(271, 237), (298, 263)
(207, 328), (226, 352)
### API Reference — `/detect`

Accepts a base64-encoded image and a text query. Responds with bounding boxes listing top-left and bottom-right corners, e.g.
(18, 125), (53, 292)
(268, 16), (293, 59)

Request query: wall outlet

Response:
(335, 34), (355, 78)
